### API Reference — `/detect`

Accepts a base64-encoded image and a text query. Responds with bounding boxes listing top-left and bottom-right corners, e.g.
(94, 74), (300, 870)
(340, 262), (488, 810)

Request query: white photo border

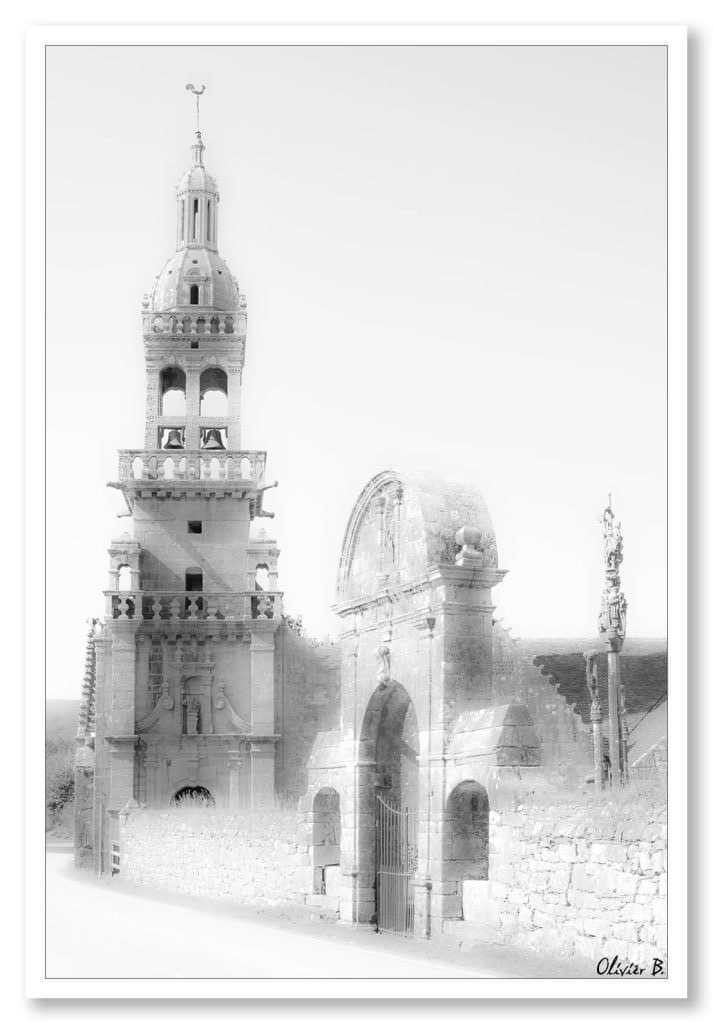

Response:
(26, 23), (687, 1001)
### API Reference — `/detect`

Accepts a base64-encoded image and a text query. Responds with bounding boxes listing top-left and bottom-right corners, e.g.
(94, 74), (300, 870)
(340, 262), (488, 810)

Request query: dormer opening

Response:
(190, 284), (199, 305)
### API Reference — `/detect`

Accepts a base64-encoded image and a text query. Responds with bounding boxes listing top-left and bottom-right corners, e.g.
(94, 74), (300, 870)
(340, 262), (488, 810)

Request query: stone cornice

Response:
(332, 562), (507, 618)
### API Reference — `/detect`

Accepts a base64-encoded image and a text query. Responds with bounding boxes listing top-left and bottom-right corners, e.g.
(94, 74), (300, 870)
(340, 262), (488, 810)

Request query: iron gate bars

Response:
(375, 794), (417, 937)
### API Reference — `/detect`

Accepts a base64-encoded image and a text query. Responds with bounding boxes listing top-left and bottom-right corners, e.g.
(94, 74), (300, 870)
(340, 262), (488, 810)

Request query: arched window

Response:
(206, 201), (212, 242)
(179, 200), (185, 242)
(190, 284), (199, 306)
(192, 198), (199, 240)
(255, 564), (270, 591)
(160, 366), (186, 415)
(199, 367), (228, 417)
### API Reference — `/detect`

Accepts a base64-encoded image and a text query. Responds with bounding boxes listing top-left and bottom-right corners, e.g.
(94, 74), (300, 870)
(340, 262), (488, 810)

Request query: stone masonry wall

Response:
(274, 622), (341, 802)
(492, 623), (593, 786)
(121, 806), (309, 908)
(447, 790), (667, 970)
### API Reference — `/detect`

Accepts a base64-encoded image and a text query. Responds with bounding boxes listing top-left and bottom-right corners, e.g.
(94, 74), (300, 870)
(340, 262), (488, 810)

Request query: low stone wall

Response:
(444, 790), (667, 970)
(120, 806), (311, 909)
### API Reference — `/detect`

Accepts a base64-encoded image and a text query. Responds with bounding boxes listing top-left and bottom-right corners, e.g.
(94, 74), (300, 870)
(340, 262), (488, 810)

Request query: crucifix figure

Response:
(185, 83), (206, 133)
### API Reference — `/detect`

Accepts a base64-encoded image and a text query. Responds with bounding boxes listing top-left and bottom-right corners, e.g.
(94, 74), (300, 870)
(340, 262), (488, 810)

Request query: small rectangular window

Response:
(191, 339), (199, 349)
(188, 521), (202, 534)
(185, 571), (203, 592)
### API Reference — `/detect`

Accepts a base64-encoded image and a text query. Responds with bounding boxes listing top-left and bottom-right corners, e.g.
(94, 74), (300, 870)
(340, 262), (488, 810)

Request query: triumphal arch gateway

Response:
(303, 469), (581, 939)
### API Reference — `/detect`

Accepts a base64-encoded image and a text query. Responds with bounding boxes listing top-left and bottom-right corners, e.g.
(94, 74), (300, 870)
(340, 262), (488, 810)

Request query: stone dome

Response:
(176, 163), (218, 194)
(150, 248), (239, 313)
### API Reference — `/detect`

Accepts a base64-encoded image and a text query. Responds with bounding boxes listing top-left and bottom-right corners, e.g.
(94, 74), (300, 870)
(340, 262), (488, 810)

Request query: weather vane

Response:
(185, 83), (206, 133)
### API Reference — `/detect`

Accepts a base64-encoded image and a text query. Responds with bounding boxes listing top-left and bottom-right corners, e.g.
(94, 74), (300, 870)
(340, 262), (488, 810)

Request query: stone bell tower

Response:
(88, 92), (282, 874)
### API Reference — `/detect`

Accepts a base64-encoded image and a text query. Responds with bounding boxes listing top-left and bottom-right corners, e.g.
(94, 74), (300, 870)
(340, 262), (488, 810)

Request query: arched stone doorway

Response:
(359, 683), (420, 934)
(171, 785), (214, 806)
(442, 780), (489, 920)
(361, 682), (419, 808)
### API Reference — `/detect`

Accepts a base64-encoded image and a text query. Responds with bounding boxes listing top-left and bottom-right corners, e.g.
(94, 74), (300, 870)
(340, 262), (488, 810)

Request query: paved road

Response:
(45, 845), (486, 979)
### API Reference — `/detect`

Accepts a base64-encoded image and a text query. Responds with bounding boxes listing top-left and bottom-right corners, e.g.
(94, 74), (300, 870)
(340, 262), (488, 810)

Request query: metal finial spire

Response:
(185, 83), (206, 134)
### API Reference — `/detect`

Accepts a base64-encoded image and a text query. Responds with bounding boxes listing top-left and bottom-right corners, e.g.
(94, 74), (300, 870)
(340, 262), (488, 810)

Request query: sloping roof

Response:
(515, 644), (667, 727)
(628, 700), (667, 766)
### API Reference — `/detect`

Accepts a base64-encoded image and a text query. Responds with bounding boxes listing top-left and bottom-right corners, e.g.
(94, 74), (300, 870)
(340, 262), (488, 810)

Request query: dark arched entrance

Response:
(311, 787), (341, 896)
(171, 785), (214, 806)
(443, 780), (489, 919)
(360, 683), (420, 935)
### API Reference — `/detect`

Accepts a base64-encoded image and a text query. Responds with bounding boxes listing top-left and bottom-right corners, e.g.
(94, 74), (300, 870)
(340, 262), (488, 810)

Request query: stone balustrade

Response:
(105, 591), (281, 623)
(117, 449), (266, 484)
(143, 312), (246, 337)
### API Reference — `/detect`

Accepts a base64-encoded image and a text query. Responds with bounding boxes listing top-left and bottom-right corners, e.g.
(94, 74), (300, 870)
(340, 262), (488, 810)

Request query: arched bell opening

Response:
(199, 367), (228, 418)
(160, 366), (186, 416)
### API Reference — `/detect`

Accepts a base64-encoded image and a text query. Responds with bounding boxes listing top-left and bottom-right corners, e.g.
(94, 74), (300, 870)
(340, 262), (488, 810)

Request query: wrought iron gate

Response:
(375, 795), (417, 936)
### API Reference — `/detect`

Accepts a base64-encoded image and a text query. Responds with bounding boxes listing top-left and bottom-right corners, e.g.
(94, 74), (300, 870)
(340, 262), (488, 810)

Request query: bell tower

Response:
(90, 88), (282, 873)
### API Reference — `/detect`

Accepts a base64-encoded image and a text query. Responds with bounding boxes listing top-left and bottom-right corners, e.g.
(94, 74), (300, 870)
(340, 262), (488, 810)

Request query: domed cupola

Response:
(149, 125), (240, 314)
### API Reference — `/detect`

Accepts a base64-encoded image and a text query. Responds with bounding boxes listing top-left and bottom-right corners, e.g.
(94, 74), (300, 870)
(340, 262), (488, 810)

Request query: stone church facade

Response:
(75, 123), (339, 873)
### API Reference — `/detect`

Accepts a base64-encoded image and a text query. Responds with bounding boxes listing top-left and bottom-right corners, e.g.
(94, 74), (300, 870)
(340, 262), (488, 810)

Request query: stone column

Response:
(340, 762), (378, 925)
(185, 368), (201, 449)
(109, 622), (138, 737)
(249, 740), (275, 809)
(249, 626), (277, 735)
(107, 739), (136, 812)
(227, 366), (242, 449)
(144, 366), (160, 449)
(228, 749), (243, 811)
(105, 622), (138, 819)
(584, 651), (604, 792)
(144, 752), (160, 806)
(598, 499), (628, 787)
(92, 632), (108, 875)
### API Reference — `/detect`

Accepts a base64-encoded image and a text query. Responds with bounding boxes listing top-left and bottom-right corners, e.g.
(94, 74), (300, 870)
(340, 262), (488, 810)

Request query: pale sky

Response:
(45, 44), (667, 699)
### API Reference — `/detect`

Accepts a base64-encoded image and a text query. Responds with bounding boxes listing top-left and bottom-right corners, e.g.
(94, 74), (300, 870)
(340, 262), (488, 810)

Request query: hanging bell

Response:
(164, 429), (184, 450)
(202, 428), (225, 450)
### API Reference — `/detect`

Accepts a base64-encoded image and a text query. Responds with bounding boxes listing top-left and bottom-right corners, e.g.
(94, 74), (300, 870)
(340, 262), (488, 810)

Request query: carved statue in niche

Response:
(184, 695), (201, 735)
